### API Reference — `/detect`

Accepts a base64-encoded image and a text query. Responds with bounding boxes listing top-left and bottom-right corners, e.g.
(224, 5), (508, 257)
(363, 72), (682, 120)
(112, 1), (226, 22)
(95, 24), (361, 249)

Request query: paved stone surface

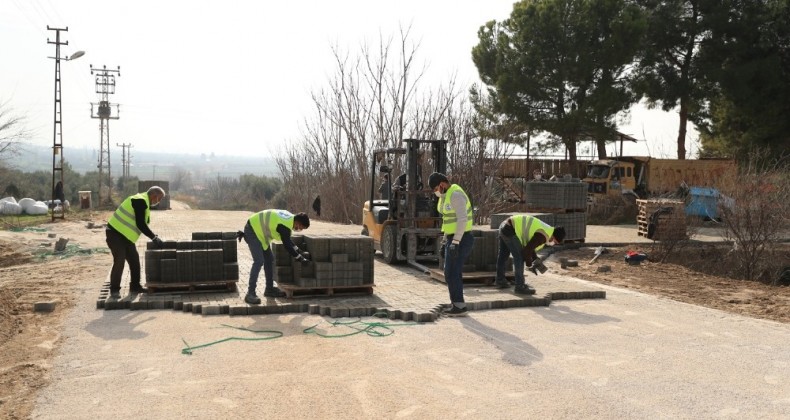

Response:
(97, 210), (612, 321)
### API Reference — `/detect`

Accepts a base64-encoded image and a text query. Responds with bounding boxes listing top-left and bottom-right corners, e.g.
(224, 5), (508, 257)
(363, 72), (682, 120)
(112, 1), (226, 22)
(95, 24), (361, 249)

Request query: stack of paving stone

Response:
(524, 180), (587, 210)
(273, 234), (374, 288)
(489, 180), (588, 242)
(144, 231), (239, 284)
(437, 229), (512, 273)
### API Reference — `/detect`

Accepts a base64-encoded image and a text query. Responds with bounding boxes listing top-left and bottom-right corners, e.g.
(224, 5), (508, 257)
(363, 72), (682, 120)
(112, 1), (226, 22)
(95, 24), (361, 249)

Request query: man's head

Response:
(428, 172), (450, 196)
(147, 186), (166, 207)
(293, 212), (310, 232)
(552, 226), (566, 244)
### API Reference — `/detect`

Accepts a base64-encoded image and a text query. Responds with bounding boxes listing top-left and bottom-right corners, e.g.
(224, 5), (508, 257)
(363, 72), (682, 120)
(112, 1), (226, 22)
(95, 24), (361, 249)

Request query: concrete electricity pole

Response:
(47, 26), (83, 221)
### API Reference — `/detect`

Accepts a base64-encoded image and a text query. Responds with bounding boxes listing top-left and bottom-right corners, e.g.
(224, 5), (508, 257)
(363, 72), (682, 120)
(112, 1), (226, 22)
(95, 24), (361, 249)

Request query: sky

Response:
(0, 0), (697, 160)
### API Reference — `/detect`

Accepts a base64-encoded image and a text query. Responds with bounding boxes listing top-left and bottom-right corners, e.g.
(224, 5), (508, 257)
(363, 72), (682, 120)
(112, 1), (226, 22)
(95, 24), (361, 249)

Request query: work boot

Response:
(494, 279), (510, 289)
(244, 294), (261, 305)
(443, 305), (468, 317)
(263, 287), (286, 298)
(129, 285), (148, 294)
(514, 284), (536, 295)
(109, 290), (121, 299)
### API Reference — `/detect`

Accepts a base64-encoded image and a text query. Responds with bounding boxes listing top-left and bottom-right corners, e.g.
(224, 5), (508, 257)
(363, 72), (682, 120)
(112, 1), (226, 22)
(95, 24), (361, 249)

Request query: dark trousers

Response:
(105, 228), (142, 292)
(244, 222), (275, 295)
(496, 221), (526, 287)
(443, 233), (475, 306)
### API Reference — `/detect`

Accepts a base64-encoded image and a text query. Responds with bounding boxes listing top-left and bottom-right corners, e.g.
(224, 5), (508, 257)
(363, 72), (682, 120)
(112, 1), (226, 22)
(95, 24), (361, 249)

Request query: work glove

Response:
(448, 240), (460, 259)
(295, 251), (312, 263)
(236, 230), (245, 243)
(152, 236), (164, 248)
(529, 257), (547, 275)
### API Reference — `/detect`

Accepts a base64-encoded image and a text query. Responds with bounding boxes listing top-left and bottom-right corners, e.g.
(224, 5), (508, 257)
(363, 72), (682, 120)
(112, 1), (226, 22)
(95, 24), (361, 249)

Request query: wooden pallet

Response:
(277, 283), (374, 299)
(636, 199), (687, 240)
(429, 269), (514, 286)
(145, 280), (238, 294)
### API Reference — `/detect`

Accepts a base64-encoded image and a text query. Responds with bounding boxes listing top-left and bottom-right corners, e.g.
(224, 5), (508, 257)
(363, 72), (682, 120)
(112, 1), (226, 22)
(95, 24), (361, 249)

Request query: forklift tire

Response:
(381, 224), (398, 264)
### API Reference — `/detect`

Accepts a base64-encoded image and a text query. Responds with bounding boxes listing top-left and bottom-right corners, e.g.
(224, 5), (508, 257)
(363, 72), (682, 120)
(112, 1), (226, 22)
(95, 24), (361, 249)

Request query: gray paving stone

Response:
(202, 305), (221, 315)
(33, 301), (57, 313)
(229, 306), (248, 316)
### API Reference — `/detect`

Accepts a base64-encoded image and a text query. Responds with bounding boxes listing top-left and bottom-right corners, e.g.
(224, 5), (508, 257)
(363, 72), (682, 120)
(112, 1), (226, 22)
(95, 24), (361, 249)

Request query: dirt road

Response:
(1, 206), (789, 419)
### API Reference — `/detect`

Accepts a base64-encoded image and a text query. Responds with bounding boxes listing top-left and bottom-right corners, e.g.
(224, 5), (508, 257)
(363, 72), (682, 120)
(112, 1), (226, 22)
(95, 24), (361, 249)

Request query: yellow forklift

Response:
(361, 139), (447, 272)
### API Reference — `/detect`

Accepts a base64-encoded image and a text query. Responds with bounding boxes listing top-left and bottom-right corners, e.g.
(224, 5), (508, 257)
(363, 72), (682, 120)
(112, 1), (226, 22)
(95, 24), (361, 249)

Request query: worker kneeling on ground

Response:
(240, 209), (311, 304)
(494, 214), (566, 295)
(105, 186), (167, 299)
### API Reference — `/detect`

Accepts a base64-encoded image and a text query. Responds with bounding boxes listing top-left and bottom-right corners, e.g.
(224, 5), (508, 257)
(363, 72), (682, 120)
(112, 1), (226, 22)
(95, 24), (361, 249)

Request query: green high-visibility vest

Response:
(512, 215), (554, 250)
(107, 192), (150, 243)
(248, 209), (295, 250)
(437, 184), (473, 234)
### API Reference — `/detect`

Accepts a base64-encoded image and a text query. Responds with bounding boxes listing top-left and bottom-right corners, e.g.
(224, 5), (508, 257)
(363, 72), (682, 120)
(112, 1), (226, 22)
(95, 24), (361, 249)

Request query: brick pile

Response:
(274, 234), (375, 288)
(144, 231), (239, 284)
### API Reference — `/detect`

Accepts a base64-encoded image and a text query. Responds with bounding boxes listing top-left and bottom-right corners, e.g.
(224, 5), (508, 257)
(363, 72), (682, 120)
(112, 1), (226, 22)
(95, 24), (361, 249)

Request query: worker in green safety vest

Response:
(429, 172), (475, 317)
(494, 214), (566, 295)
(105, 186), (167, 299)
(239, 209), (311, 304)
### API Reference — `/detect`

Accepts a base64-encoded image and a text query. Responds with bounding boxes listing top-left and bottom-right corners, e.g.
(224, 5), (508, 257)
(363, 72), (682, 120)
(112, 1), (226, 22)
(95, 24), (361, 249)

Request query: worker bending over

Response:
(240, 209), (311, 304)
(495, 214), (565, 295)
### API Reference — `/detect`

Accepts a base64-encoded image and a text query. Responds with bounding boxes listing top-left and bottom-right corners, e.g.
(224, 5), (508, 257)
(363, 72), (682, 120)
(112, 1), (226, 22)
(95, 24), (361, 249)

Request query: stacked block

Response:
(492, 181), (588, 242)
(524, 181), (587, 210)
(274, 234), (374, 288)
(553, 212), (587, 242)
(439, 229), (513, 272)
(144, 232), (239, 284)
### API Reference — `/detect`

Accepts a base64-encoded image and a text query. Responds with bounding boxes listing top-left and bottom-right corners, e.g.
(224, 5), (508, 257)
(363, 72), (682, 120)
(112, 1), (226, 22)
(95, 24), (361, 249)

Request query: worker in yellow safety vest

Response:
(239, 209), (311, 304)
(105, 186), (167, 299)
(429, 172), (475, 317)
(494, 214), (566, 295)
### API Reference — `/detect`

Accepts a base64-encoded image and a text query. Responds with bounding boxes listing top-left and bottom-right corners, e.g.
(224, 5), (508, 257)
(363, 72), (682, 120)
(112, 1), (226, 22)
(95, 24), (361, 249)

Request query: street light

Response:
(47, 26), (84, 221)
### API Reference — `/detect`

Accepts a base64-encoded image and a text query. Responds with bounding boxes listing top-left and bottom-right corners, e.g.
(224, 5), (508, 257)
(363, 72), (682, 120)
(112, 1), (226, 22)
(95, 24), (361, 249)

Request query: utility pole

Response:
(117, 142), (133, 178)
(90, 64), (120, 207)
(47, 26), (83, 221)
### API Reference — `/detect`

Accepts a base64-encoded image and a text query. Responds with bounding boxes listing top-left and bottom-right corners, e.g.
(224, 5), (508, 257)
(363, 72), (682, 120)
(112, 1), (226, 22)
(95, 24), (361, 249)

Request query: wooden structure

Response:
(277, 284), (374, 299)
(636, 199), (687, 240)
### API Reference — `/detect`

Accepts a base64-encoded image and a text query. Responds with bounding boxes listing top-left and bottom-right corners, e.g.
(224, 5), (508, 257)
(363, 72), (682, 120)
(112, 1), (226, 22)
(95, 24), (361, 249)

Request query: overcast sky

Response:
(1, 0), (697, 160)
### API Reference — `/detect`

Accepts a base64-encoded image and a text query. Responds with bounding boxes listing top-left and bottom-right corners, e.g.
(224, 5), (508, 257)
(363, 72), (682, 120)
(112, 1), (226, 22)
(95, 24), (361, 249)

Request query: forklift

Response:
(361, 139), (447, 272)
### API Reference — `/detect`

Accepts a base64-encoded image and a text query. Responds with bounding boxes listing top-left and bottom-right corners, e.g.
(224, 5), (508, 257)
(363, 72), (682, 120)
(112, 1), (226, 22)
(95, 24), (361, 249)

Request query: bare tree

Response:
(275, 27), (517, 225)
(718, 150), (790, 281)
(0, 100), (33, 167)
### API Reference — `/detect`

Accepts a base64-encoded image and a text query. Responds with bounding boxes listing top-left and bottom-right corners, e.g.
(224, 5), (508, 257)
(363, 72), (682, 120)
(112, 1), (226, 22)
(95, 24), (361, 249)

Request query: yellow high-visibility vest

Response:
(512, 215), (554, 250)
(107, 193), (150, 243)
(248, 209), (295, 250)
(437, 184), (473, 234)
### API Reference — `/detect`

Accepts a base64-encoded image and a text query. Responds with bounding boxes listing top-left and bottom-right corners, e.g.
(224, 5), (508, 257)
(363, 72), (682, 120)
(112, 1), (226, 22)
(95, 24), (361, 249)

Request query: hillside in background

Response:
(11, 144), (280, 180)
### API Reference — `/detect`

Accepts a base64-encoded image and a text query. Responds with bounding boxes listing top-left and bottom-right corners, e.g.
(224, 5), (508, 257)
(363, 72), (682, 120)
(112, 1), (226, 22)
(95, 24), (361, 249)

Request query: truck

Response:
(584, 156), (737, 204)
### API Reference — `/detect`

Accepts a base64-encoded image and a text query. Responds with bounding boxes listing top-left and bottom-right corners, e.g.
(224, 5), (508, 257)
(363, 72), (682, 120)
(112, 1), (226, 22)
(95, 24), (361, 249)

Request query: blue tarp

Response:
(686, 187), (720, 219)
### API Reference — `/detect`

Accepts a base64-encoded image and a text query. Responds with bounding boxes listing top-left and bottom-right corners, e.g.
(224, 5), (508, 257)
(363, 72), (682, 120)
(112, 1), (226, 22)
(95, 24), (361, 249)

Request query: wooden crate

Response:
(636, 199), (687, 240)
